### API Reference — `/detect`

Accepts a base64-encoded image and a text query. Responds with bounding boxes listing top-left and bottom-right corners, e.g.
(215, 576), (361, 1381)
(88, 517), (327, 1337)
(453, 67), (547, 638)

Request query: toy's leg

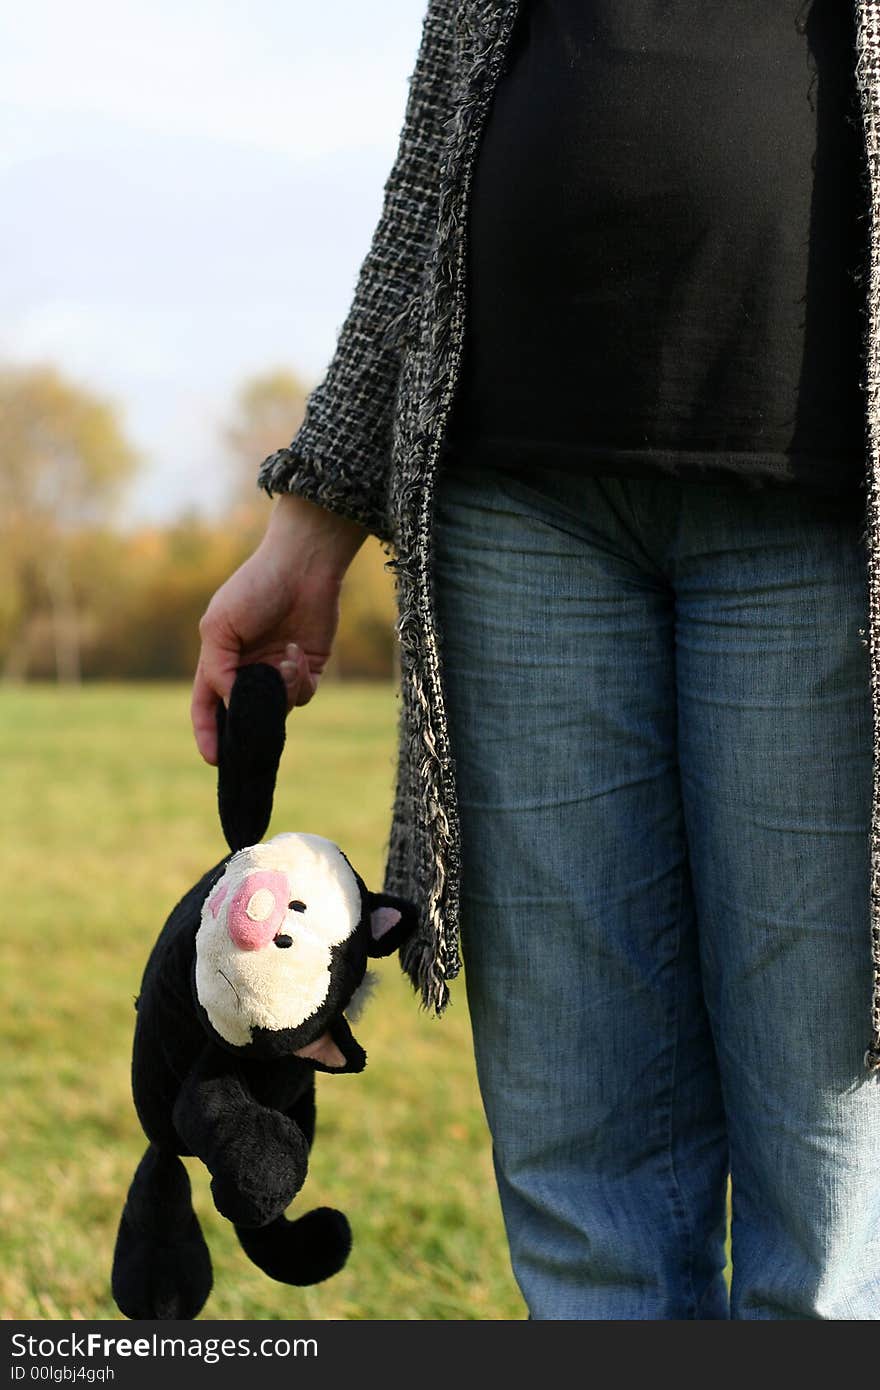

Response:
(234, 1079), (352, 1285)
(172, 1043), (309, 1228)
(235, 1208), (351, 1285)
(111, 1144), (212, 1320)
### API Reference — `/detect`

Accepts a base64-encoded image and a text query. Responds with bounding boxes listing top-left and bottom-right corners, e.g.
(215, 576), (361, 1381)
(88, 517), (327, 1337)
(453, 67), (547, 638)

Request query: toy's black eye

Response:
(274, 934), (293, 948)
(288, 900), (306, 912)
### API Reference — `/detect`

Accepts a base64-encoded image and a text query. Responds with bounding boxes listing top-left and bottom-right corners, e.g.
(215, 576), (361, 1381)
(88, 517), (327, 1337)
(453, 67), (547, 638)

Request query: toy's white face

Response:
(194, 832), (362, 1047)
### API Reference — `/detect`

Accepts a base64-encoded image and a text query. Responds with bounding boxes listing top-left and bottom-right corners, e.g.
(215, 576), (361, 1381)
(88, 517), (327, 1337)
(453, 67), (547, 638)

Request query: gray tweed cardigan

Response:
(259, 0), (880, 1072)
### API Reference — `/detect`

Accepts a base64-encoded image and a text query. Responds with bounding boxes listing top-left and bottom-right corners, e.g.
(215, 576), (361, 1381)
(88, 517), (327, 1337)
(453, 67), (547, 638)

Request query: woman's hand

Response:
(191, 492), (369, 765)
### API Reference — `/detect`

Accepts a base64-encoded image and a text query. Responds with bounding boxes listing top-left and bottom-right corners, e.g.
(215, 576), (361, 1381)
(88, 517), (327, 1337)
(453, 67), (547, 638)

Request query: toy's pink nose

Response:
(226, 870), (288, 951)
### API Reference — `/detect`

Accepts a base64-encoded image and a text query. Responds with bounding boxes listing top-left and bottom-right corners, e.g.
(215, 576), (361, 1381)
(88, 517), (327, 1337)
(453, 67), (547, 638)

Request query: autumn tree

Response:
(223, 368), (308, 518)
(0, 363), (139, 681)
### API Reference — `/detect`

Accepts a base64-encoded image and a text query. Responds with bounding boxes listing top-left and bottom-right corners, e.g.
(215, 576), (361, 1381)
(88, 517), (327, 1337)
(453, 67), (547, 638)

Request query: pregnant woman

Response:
(193, 2), (880, 1318)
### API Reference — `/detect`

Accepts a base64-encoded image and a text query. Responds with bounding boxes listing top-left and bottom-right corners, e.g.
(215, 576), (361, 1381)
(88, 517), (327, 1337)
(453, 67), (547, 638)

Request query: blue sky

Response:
(0, 0), (425, 523)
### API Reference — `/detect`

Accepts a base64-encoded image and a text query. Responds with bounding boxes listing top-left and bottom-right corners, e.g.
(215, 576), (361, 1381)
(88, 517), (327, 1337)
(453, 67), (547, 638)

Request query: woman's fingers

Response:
(194, 639), (312, 763)
(191, 656), (222, 765)
(191, 621), (239, 764)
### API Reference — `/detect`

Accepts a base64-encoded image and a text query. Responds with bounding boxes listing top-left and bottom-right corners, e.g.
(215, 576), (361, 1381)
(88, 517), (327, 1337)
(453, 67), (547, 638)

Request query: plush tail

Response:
(111, 1144), (212, 1320)
(235, 1207), (352, 1286)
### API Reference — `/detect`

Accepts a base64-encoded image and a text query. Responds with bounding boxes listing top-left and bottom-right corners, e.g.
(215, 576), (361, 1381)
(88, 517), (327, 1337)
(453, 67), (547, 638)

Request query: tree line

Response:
(0, 363), (398, 683)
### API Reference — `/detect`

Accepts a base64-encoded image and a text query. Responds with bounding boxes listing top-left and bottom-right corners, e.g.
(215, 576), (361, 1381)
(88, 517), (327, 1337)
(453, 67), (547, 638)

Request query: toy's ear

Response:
(366, 892), (419, 958)
(216, 663), (287, 853)
(293, 1014), (366, 1074)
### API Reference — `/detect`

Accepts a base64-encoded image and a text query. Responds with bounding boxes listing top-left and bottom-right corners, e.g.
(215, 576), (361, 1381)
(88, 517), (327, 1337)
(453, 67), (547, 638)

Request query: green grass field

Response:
(0, 681), (731, 1321)
(0, 681), (527, 1320)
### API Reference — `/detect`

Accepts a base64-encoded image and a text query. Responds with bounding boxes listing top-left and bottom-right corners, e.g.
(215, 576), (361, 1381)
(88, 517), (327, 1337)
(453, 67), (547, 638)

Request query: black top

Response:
(441, 0), (868, 500)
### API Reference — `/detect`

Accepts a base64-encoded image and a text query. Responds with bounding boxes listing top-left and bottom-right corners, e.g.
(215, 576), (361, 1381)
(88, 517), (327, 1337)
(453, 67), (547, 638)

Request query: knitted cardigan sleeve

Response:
(256, 1), (458, 547)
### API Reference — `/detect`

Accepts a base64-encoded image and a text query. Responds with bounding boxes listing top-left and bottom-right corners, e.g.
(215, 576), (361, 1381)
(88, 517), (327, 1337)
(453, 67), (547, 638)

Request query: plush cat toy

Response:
(111, 662), (417, 1320)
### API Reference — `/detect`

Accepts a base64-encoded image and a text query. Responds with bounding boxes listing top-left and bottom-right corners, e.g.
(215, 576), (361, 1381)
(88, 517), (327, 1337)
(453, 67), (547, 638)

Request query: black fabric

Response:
(441, 0), (868, 501)
(216, 661), (287, 853)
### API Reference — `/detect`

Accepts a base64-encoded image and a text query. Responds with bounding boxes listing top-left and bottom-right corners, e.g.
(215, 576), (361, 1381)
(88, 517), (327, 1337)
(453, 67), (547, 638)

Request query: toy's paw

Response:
(236, 1207), (352, 1286)
(112, 1209), (212, 1320)
(209, 1109), (309, 1227)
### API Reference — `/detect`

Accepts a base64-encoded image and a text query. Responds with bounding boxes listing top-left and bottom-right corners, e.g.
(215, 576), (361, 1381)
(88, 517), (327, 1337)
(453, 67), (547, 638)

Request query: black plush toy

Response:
(111, 662), (417, 1320)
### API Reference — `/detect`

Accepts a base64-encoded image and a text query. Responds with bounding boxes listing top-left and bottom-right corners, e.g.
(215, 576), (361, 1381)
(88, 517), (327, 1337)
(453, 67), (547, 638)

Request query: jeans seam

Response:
(662, 854), (701, 1319)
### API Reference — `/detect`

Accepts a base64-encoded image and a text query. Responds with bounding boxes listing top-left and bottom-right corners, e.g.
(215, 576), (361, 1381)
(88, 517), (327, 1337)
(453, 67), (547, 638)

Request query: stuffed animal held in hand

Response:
(111, 663), (417, 1320)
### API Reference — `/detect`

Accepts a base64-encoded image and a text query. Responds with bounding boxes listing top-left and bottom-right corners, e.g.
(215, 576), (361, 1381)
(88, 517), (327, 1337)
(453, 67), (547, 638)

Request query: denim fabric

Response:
(431, 458), (880, 1319)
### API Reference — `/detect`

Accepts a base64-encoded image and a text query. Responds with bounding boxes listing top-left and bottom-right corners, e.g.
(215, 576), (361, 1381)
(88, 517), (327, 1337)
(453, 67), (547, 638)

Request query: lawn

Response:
(0, 681), (731, 1321)
(0, 680), (525, 1321)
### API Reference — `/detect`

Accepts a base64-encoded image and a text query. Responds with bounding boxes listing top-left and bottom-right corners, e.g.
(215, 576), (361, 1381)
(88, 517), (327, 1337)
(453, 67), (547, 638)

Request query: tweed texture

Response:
(854, 0), (880, 1070)
(259, 0), (880, 1070)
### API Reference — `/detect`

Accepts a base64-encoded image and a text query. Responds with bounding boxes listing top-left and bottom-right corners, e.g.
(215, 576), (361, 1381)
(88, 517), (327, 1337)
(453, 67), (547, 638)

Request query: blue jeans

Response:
(431, 459), (880, 1319)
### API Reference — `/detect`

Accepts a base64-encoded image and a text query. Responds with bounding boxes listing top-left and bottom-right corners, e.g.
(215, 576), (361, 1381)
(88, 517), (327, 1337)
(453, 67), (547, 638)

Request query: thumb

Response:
(279, 641), (318, 708)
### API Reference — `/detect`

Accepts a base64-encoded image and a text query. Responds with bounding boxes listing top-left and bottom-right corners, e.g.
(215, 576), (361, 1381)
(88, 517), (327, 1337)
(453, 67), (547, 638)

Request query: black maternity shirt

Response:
(440, 0), (868, 500)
